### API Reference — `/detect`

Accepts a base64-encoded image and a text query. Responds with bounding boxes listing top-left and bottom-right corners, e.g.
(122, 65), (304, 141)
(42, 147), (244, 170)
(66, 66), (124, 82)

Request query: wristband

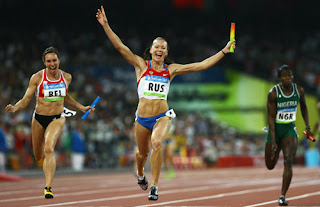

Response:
(305, 126), (311, 130)
(221, 50), (226, 55)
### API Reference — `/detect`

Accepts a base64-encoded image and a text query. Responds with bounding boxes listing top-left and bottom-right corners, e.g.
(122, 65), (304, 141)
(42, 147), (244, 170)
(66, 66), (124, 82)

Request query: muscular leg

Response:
(265, 142), (281, 170)
(281, 136), (297, 196)
(43, 117), (65, 187)
(32, 118), (45, 160)
(150, 117), (171, 186)
(135, 122), (151, 177)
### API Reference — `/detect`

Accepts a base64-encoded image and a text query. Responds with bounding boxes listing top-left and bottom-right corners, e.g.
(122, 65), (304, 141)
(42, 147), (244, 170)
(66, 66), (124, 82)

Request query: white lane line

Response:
(134, 186), (279, 207)
(0, 176), (276, 201)
(134, 180), (320, 207)
(6, 178), (320, 206)
(244, 191), (320, 207)
(31, 193), (147, 207)
(30, 186), (210, 207)
(0, 176), (271, 202)
(0, 186), (139, 202)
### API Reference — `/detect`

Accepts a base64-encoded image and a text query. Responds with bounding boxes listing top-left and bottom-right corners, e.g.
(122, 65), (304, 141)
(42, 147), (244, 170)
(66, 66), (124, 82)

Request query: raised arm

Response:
(169, 40), (235, 78)
(96, 6), (145, 69)
(5, 73), (39, 113)
(267, 87), (278, 159)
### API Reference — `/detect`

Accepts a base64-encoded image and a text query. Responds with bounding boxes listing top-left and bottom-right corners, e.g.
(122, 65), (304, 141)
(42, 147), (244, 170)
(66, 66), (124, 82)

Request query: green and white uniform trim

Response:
(274, 83), (300, 124)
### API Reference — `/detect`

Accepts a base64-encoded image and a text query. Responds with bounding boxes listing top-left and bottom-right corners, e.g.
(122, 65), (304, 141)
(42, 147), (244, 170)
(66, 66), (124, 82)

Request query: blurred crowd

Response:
(1, 1), (320, 171)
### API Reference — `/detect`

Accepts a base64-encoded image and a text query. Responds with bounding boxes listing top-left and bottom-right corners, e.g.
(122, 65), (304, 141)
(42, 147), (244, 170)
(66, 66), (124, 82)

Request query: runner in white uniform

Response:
(96, 6), (236, 201)
(5, 47), (93, 199)
(136, 60), (175, 130)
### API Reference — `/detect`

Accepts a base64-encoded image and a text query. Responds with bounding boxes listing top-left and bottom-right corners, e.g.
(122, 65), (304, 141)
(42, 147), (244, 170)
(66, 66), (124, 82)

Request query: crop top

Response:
(36, 68), (68, 101)
(137, 60), (170, 100)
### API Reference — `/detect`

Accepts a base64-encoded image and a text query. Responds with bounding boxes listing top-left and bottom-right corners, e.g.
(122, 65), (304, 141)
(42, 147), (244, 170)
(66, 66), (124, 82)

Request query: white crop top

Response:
(137, 61), (171, 100)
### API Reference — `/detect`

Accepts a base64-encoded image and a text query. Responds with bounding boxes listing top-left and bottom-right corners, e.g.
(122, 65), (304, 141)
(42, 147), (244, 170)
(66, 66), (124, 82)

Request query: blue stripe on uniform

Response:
(278, 108), (296, 112)
(145, 75), (169, 83)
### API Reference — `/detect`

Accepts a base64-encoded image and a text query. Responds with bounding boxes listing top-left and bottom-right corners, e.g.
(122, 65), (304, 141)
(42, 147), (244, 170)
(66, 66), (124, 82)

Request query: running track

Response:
(1, 167), (319, 207)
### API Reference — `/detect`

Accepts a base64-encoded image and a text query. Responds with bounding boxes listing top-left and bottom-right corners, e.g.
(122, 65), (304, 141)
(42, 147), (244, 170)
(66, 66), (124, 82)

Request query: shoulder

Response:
(167, 63), (183, 74)
(134, 57), (148, 70)
(135, 59), (148, 71)
(269, 85), (278, 93)
(295, 84), (305, 95)
(268, 86), (277, 100)
(61, 70), (72, 82)
(135, 60), (149, 78)
(30, 70), (43, 85)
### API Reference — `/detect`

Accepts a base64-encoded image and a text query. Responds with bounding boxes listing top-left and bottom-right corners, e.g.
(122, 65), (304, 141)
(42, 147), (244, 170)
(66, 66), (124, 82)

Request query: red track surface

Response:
(1, 166), (320, 207)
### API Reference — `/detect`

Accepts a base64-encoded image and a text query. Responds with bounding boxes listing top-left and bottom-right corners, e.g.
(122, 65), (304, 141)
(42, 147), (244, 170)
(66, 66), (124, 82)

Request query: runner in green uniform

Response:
(265, 65), (313, 206)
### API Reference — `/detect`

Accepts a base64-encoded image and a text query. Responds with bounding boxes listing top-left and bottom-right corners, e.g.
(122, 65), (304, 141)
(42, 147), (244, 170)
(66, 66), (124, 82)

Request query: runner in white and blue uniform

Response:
(96, 5), (236, 201)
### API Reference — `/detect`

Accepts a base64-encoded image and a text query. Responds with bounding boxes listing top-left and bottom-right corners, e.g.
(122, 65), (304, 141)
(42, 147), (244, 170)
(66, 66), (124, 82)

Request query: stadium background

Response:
(0, 0), (320, 174)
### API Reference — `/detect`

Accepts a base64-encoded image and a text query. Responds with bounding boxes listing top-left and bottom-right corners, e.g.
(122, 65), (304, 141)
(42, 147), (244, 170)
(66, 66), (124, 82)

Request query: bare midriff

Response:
(137, 98), (169, 117)
(35, 97), (64, 116)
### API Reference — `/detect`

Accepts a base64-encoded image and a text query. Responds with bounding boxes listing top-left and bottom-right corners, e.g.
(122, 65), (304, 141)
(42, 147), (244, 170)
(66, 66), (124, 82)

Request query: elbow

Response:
(115, 45), (122, 51)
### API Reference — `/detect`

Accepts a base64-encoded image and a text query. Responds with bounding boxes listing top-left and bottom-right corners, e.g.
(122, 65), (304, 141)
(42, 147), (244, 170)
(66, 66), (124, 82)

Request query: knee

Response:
(44, 146), (54, 155)
(283, 158), (293, 168)
(151, 139), (162, 152)
(136, 150), (149, 159)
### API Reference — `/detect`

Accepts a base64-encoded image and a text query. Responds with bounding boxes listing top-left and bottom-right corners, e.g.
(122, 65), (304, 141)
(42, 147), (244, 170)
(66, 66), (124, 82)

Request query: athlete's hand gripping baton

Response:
(303, 131), (316, 142)
(82, 96), (101, 120)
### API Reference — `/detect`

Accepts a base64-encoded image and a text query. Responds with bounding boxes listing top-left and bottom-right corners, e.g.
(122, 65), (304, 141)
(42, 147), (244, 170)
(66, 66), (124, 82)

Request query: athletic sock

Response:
(137, 170), (144, 180)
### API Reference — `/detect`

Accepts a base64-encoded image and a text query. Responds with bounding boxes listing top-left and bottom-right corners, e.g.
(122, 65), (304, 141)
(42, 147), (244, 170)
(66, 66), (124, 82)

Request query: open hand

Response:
(96, 6), (108, 26)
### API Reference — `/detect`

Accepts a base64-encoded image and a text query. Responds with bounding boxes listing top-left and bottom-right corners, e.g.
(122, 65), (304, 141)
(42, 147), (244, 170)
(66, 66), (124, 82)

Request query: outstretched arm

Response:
(170, 40), (236, 77)
(96, 6), (145, 69)
(5, 73), (39, 113)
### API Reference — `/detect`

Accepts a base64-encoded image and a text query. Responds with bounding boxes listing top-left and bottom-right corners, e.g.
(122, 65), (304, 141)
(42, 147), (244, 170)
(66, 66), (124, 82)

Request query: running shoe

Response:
(137, 175), (148, 191)
(278, 196), (288, 206)
(44, 186), (54, 199)
(148, 185), (158, 201)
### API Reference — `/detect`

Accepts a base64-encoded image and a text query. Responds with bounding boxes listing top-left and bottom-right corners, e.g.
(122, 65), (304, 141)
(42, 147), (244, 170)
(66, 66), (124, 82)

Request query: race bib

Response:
(143, 75), (169, 99)
(276, 108), (296, 123)
(61, 107), (76, 117)
(43, 82), (66, 101)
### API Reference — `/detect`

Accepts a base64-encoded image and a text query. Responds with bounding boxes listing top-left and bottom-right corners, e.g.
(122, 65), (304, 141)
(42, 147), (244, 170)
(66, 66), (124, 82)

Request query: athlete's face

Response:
(150, 39), (168, 63)
(43, 53), (60, 72)
(279, 69), (293, 87)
